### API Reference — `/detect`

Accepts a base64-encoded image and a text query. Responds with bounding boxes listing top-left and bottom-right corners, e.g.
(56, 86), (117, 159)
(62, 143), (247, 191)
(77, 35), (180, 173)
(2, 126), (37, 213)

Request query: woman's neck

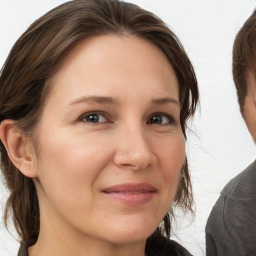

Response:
(29, 236), (146, 256)
(28, 215), (147, 256)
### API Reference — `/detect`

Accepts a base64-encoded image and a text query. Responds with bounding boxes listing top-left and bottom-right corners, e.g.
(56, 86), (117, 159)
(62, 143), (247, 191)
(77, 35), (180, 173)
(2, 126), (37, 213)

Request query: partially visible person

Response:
(0, 0), (199, 256)
(206, 9), (256, 256)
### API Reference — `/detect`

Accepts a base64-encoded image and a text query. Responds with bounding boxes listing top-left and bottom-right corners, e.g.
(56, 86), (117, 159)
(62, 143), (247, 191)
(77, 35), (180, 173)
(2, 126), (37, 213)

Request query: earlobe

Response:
(0, 119), (38, 178)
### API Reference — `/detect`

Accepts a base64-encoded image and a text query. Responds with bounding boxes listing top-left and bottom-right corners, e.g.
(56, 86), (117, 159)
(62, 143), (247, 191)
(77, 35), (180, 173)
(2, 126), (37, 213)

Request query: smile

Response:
(102, 183), (157, 206)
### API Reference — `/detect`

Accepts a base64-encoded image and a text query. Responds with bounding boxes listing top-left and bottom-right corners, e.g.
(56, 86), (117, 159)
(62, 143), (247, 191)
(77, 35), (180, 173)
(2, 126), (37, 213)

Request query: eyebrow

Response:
(151, 97), (179, 105)
(70, 96), (120, 105)
(70, 96), (179, 106)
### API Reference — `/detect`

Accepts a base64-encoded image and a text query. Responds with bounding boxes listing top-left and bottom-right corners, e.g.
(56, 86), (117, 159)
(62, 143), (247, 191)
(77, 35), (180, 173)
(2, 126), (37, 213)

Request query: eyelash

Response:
(147, 112), (175, 125)
(78, 111), (175, 125)
(79, 111), (108, 123)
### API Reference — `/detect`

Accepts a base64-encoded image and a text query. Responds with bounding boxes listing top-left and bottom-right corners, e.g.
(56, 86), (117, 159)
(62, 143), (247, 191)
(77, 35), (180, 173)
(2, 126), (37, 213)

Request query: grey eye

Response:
(148, 114), (173, 124)
(82, 113), (107, 123)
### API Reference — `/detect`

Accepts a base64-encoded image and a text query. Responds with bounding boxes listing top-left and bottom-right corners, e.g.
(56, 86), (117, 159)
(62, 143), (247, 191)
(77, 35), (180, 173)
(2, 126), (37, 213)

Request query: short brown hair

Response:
(233, 9), (256, 114)
(0, 0), (199, 250)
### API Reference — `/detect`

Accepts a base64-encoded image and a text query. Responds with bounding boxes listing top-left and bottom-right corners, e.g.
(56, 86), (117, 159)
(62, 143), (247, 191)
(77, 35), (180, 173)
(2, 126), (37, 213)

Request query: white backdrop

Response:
(0, 0), (255, 255)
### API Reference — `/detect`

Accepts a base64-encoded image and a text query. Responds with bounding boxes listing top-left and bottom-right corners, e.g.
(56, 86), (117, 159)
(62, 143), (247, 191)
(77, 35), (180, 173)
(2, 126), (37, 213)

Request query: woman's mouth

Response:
(102, 183), (157, 206)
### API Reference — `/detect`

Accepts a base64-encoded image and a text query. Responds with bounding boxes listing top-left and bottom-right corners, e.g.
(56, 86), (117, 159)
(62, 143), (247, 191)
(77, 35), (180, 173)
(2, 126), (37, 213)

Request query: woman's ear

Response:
(0, 119), (38, 178)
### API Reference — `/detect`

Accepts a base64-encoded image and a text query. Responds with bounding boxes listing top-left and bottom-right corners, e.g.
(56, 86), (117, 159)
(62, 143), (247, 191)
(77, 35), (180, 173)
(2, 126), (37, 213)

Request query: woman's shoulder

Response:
(164, 238), (192, 256)
(147, 236), (192, 256)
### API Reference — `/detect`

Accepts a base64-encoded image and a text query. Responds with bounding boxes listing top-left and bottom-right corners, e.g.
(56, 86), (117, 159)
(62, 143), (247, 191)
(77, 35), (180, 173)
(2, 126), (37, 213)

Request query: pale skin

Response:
(243, 69), (256, 142)
(0, 35), (185, 256)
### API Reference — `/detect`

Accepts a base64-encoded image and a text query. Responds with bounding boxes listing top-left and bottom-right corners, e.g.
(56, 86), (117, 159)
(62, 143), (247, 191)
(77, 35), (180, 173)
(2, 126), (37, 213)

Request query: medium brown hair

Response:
(233, 9), (256, 114)
(0, 0), (199, 252)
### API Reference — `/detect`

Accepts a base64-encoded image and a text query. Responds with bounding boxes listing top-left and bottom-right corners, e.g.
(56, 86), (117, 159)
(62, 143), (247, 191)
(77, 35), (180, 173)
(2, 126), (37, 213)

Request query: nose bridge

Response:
(114, 121), (156, 169)
(124, 123), (149, 151)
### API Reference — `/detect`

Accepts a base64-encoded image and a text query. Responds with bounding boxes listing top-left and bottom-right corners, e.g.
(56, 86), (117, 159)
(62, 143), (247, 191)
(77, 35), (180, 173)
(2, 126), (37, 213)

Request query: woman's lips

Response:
(102, 183), (157, 206)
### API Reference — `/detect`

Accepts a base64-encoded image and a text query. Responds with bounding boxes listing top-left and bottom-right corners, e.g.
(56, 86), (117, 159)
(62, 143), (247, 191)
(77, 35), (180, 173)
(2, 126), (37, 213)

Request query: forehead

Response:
(47, 34), (179, 104)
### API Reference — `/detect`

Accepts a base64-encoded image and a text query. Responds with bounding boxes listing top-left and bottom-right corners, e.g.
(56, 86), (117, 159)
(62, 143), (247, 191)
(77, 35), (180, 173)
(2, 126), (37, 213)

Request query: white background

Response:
(0, 0), (255, 255)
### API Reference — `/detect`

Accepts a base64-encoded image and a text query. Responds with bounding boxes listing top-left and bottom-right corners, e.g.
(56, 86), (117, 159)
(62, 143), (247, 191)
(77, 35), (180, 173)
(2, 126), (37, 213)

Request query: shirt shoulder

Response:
(148, 237), (192, 256)
(166, 239), (192, 256)
(206, 161), (256, 255)
(206, 161), (256, 226)
(221, 161), (256, 200)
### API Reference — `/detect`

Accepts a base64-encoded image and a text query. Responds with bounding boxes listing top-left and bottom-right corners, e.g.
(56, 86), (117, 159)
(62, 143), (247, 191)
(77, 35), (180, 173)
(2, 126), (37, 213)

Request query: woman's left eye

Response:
(148, 113), (174, 125)
(80, 112), (107, 123)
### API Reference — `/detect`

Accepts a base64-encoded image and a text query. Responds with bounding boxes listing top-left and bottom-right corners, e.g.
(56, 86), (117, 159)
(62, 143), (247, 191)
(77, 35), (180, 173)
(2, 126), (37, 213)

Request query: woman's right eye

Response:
(80, 112), (108, 123)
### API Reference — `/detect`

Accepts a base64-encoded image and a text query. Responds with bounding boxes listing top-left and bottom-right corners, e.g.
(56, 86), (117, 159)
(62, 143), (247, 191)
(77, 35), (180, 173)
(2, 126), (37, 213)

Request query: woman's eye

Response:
(81, 112), (107, 123)
(148, 114), (174, 125)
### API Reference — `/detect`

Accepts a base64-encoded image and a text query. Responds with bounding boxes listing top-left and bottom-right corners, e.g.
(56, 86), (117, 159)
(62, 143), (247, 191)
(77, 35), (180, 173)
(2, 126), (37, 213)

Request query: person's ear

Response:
(0, 119), (38, 178)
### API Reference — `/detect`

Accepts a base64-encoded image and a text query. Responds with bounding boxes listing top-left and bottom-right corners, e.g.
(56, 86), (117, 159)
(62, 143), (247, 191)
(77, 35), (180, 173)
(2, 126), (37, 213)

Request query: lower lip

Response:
(103, 192), (155, 206)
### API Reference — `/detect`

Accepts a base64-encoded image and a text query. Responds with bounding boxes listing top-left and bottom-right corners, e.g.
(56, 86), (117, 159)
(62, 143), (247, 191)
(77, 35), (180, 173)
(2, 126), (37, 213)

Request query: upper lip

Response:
(102, 183), (157, 193)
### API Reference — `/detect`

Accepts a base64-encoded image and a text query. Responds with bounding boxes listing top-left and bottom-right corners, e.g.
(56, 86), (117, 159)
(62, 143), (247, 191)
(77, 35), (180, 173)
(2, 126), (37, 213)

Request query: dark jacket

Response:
(18, 237), (192, 256)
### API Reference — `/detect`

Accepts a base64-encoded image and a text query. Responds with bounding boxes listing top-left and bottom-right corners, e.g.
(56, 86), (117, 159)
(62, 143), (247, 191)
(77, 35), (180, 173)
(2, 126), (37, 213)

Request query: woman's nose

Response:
(113, 126), (157, 170)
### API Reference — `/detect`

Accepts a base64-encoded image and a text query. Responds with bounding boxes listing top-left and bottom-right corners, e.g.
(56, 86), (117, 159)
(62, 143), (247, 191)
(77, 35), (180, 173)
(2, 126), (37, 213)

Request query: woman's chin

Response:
(101, 222), (157, 245)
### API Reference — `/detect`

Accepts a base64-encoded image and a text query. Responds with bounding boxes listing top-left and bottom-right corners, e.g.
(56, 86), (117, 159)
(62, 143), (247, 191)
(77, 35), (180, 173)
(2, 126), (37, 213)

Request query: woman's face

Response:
(32, 35), (185, 246)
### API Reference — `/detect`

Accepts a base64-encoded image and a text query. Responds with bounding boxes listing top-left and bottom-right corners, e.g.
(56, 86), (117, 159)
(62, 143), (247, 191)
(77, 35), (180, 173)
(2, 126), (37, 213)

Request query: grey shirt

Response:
(205, 161), (256, 256)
